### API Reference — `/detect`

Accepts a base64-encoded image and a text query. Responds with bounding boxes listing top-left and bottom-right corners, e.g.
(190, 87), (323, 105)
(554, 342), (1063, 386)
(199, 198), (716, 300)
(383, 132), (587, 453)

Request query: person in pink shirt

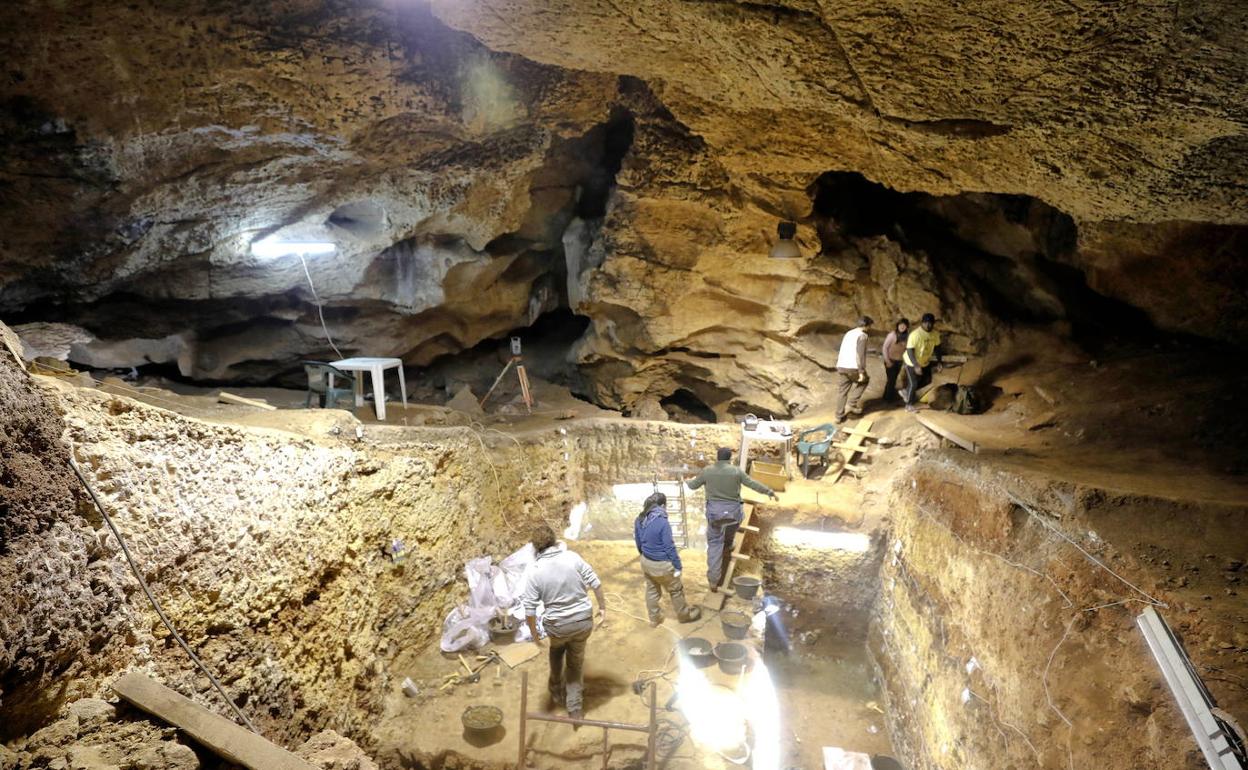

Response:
(880, 318), (910, 404)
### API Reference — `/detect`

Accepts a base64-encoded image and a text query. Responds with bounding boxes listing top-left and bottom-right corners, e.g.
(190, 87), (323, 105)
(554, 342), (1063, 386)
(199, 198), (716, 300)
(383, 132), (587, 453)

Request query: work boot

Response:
(679, 607), (703, 623)
(905, 404), (917, 413)
(835, 414), (846, 423)
(649, 612), (665, 627)
(849, 406), (864, 416)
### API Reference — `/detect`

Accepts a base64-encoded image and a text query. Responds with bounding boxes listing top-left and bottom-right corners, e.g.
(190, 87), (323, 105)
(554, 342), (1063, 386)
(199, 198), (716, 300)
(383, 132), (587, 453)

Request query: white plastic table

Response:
(328, 357), (407, 421)
(738, 426), (794, 479)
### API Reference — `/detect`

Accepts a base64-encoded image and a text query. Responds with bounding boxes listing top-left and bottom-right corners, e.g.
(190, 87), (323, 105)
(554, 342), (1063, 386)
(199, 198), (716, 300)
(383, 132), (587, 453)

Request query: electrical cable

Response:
(66, 451), (257, 733)
(297, 251), (345, 360)
(1006, 491), (1166, 608)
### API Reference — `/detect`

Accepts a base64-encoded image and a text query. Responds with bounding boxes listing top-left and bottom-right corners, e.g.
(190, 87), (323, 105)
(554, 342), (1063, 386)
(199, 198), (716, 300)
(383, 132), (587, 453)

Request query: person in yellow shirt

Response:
(902, 313), (941, 412)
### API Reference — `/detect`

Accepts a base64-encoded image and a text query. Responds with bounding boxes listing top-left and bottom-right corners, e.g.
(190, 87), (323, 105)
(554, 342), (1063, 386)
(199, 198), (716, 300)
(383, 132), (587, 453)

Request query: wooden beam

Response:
(914, 414), (979, 454)
(111, 672), (316, 770)
(216, 392), (277, 411)
(838, 429), (879, 439)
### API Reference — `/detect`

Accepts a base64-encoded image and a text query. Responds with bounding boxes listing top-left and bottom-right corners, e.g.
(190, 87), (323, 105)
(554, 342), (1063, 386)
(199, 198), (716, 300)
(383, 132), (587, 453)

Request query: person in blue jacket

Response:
(633, 492), (701, 625)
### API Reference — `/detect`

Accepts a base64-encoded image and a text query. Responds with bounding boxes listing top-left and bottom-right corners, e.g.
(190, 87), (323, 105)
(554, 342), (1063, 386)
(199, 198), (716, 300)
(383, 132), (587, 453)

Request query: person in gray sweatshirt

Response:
(522, 524), (606, 720)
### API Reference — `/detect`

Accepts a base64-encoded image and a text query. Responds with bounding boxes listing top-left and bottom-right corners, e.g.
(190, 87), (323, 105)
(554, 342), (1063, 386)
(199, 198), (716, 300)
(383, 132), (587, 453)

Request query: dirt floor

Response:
(372, 541), (894, 770)
(8, 337), (1246, 770)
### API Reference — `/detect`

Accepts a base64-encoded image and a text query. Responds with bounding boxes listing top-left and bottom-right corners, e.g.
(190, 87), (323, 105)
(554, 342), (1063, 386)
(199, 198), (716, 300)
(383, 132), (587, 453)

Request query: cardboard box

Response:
(749, 460), (787, 491)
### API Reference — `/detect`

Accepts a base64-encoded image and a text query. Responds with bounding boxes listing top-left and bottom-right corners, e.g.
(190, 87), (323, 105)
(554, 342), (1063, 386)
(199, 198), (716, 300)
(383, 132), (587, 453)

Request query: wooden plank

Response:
(838, 429), (879, 438)
(498, 641), (542, 669)
(830, 417), (873, 484)
(111, 672), (315, 770)
(699, 590), (728, 612)
(216, 392), (277, 411)
(730, 553), (750, 561)
(740, 525), (759, 533)
(914, 414), (979, 454)
(719, 504), (755, 591)
(833, 442), (874, 452)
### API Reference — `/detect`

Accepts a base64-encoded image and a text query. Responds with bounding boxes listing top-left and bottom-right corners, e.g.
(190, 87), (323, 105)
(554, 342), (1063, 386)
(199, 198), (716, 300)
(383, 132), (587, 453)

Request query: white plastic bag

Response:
(496, 543), (536, 607)
(440, 603), (494, 652)
(465, 556), (499, 609)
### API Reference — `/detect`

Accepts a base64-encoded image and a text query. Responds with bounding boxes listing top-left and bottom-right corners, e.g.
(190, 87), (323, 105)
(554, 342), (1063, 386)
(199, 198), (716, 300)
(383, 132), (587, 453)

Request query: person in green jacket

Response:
(686, 447), (777, 590)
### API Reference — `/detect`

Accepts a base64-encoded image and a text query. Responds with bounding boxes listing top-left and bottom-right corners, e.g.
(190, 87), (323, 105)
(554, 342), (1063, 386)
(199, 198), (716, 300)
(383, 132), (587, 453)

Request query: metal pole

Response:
(601, 727), (609, 770)
(646, 683), (657, 770)
(518, 671), (528, 769)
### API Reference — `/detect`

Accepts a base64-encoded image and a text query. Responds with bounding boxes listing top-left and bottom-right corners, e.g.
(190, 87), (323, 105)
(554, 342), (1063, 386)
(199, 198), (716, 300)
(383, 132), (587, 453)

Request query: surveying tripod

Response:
(478, 336), (533, 413)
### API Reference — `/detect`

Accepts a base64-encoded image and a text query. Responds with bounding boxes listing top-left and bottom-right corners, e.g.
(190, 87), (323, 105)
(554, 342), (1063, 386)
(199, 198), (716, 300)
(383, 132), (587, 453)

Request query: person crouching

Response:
(633, 492), (702, 626)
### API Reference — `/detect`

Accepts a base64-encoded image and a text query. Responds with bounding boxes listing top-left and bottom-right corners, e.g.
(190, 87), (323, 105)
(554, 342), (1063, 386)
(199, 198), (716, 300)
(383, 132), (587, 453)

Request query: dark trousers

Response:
(882, 362), (903, 402)
(903, 364), (931, 406)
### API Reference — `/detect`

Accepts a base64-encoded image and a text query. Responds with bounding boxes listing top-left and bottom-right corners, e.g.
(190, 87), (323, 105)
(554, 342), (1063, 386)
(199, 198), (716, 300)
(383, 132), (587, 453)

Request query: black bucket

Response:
(714, 642), (748, 675)
(678, 637), (715, 668)
(488, 616), (517, 643)
(721, 610), (750, 640)
(461, 704), (504, 746)
(732, 575), (761, 600)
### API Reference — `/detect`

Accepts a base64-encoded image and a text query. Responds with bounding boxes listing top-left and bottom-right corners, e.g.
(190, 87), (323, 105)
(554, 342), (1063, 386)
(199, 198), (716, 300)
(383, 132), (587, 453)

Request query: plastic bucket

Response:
(732, 575), (761, 601)
(714, 642), (748, 675)
(720, 610), (750, 640)
(678, 637), (715, 668)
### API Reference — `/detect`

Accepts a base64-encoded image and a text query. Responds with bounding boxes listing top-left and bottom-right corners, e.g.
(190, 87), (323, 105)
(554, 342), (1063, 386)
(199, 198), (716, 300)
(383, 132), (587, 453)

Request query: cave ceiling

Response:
(0, 0), (1245, 416)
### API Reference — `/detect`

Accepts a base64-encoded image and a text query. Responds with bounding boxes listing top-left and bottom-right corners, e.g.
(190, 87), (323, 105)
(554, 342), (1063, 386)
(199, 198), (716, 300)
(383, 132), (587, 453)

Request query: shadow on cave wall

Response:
(807, 171), (1155, 350)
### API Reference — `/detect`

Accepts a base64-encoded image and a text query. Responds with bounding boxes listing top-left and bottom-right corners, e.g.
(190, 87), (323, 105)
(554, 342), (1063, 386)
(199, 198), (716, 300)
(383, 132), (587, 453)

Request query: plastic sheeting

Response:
(440, 543), (540, 652)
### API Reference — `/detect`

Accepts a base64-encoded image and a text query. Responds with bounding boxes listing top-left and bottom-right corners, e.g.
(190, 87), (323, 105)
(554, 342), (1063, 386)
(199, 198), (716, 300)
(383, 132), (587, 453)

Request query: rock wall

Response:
(0, 326), (101, 740)
(872, 452), (1248, 770)
(0, 337), (752, 753)
(0, 335), (567, 747)
(2, 0), (1246, 417)
(431, 0), (1248, 226)
(0, 0), (618, 379)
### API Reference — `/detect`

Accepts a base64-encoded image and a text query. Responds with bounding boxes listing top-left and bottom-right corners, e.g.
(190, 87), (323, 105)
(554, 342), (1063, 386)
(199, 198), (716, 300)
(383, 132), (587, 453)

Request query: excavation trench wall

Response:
(872, 452), (1248, 770)
(0, 339), (751, 756)
(7, 324), (1246, 770)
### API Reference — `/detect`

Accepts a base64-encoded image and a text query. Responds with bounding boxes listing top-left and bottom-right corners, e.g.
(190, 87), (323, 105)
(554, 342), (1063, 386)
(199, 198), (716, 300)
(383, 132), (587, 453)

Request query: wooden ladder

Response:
(719, 501), (759, 592)
(652, 476), (690, 549)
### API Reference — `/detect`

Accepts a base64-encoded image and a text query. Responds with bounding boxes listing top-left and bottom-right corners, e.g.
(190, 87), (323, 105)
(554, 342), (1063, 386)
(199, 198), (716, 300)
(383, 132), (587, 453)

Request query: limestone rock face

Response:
(0, 0), (1245, 414)
(430, 0), (1248, 225)
(0, 0), (618, 380)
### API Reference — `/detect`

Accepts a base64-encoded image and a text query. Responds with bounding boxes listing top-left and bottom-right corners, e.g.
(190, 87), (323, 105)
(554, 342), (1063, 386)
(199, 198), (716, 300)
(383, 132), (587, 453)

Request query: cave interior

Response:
(1, 2), (1246, 770)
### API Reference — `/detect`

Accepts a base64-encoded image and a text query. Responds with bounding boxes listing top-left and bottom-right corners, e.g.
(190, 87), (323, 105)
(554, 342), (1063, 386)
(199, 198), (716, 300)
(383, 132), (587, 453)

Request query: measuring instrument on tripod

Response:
(479, 336), (533, 413)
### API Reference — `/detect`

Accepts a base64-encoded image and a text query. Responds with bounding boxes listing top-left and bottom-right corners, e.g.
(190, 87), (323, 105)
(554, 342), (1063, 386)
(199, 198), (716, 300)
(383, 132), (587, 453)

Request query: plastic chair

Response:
(302, 361), (355, 409)
(795, 423), (839, 478)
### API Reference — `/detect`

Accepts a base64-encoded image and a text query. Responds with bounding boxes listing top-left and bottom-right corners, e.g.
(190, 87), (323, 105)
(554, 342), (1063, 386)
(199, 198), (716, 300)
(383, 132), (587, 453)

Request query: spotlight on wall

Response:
(768, 220), (801, 259)
(250, 239), (337, 260)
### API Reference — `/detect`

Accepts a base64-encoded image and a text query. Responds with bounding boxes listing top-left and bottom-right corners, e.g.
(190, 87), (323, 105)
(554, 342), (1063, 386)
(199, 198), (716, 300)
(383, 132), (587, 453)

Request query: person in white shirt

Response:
(522, 525), (606, 720)
(835, 316), (873, 422)
(880, 318), (910, 403)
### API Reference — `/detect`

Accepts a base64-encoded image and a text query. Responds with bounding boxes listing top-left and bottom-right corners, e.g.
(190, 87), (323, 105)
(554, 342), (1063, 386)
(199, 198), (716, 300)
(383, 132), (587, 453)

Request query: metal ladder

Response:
(652, 475), (690, 548)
